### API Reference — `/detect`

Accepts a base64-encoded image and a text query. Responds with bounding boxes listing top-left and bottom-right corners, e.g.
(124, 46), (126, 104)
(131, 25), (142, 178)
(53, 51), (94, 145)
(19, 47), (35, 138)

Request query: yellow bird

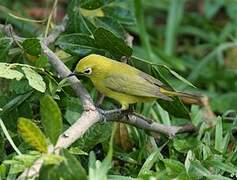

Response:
(74, 54), (199, 110)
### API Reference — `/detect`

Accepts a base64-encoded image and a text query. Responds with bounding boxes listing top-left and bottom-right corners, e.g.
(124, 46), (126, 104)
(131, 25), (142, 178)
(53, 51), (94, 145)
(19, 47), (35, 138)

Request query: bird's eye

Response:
(83, 67), (92, 74)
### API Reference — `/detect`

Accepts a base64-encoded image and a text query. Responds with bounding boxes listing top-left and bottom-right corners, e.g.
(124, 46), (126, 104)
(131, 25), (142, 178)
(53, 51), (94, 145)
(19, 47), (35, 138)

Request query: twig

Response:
(104, 111), (196, 138)
(96, 93), (105, 107)
(44, 0), (58, 38)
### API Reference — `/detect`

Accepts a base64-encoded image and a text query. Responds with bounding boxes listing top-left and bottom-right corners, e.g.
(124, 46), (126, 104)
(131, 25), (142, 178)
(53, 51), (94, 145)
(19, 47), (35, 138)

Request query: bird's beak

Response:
(67, 71), (84, 78)
(67, 72), (77, 77)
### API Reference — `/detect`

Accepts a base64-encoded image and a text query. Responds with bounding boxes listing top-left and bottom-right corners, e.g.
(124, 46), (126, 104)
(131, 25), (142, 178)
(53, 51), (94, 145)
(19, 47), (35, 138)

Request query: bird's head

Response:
(73, 54), (110, 78)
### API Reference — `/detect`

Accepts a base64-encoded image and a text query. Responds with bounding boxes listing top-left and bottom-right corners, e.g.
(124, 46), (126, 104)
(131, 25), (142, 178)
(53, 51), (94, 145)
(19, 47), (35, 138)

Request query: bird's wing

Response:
(103, 72), (172, 100)
(138, 71), (165, 87)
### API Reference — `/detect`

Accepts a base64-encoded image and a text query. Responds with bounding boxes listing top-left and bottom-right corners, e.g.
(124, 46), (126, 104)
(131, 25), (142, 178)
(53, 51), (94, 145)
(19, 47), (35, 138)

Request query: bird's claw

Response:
(97, 108), (107, 123)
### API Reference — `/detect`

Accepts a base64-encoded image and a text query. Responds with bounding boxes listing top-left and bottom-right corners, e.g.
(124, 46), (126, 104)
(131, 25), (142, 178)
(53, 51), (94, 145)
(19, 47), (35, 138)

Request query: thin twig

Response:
(44, 0), (58, 38)
(103, 111), (197, 138)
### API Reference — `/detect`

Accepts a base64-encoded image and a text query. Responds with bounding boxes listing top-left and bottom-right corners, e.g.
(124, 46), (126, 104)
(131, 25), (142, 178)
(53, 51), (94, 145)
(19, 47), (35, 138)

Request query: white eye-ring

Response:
(83, 67), (92, 74)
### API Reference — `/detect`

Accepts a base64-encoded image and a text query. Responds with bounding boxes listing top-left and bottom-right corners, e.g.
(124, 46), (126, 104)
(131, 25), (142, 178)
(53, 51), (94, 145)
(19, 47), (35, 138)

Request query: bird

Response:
(73, 54), (200, 110)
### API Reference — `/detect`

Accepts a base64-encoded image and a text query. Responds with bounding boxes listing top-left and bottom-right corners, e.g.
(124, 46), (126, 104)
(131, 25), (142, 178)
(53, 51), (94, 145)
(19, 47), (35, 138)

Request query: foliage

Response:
(0, 0), (237, 179)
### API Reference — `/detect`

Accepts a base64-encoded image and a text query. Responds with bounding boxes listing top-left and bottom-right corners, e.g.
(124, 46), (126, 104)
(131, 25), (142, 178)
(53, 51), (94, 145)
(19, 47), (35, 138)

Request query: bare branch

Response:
(55, 111), (100, 150)
(103, 110), (197, 138)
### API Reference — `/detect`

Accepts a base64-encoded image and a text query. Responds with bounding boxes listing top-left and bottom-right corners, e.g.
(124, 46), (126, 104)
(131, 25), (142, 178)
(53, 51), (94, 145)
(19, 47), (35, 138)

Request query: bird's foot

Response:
(97, 108), (125, 123)
(97, 108), (108, 123)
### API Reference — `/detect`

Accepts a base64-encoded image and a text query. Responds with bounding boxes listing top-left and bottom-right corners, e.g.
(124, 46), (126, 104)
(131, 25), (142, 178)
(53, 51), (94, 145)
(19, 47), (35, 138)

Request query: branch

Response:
(104, 111), (196, 138)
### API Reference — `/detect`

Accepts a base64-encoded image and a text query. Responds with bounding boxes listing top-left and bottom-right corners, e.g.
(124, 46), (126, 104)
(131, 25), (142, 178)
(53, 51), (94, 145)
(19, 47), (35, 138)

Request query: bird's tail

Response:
(160, 87), (203, 105)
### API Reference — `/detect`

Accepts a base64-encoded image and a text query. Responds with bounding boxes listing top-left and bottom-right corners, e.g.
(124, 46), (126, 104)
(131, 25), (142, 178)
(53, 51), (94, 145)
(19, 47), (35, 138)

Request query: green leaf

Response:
(0, 63), (23, 80)
(108, 175), (136, 180)
(163, 159), (185, 174)
(56, 33), (105, 56)
(17, 117), (48, 153)
(3, 152), (40, 174)
(60, 149), (87, 180)
(204, 0), (224, 19)
(102, 6), (135, 25)
(80, 0), (112, 10)
(138, 150), (163, 176)
(9, 79), (33, 94)
(40, 95), (63, 145)
(165, 0), (185, 55)
(39, 164), (60, 180)
(215, 116), (223, 152)
(88, 123), (116, 180)
(0, 37), (13, 61)
(68, 147), (88, 155)
(93, 16), (126, 38)
(0, 164), (6, 179)
(204, 160), (237, 174)
(75, 123), (112, 151)
(168, 68), (196, 88)
(185, 150), (194, 174)
(42, 154), (64, 165)
(1, 91), (33, 113)
(94, 27), (133, 58)
(67, 7), (96, 34)
(191, 160), (210, 177)
(22, 67), (46, 92)
(22, 38), (41, 56)
(173, 138), (199, 153)
(211, 93), (237, 113)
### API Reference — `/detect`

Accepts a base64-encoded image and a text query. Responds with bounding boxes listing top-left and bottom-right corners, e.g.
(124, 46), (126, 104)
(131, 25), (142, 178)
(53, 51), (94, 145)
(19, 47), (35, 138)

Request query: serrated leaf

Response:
(17, 117), (48, 153)
(22, 67), (46, 92)
(40, 95), (62, 145)
(94, 27), (133, 58)
(56, 33), (105, 56)
(0, 63), (23, 80)
(22, 38), (41, 56)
